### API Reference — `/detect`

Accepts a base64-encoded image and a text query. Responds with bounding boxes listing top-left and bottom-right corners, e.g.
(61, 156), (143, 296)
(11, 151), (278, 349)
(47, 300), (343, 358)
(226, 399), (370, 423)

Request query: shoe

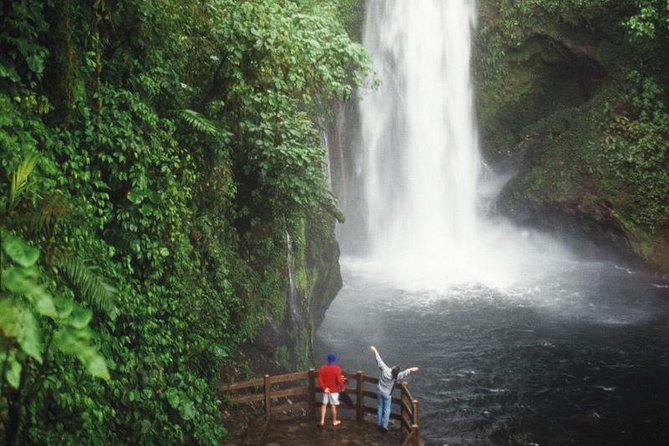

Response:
(333, 420), (341, 426)
(381, 427), (388, 433)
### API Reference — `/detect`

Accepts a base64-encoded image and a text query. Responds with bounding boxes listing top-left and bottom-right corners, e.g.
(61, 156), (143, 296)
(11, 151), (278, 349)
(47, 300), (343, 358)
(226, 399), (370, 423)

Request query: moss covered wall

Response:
(243, 210), (342, 372)
(474, 1), (669, 271)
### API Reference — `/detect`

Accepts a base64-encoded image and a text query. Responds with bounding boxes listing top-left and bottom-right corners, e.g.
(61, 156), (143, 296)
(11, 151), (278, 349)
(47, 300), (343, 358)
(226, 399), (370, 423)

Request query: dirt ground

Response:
(223, 408), (408, 446)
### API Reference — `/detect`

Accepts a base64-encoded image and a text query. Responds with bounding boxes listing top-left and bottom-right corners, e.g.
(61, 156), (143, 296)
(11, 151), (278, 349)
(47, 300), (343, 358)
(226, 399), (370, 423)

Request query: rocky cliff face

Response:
(474, 2), (669, 272)
(243, 213), (342, 372)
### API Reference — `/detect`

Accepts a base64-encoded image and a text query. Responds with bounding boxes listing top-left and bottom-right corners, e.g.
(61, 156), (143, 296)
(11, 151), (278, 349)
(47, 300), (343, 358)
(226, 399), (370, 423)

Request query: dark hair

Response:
(391, 366), (400, 380)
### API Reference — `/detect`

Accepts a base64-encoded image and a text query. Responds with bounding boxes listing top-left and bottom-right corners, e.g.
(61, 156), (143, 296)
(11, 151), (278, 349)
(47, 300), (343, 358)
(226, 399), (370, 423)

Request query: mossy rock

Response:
(474, 2), (669, 271)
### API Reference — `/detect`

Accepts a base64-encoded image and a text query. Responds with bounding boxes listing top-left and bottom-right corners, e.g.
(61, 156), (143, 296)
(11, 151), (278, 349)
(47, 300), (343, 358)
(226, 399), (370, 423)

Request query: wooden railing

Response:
(220, 368), (421, 445)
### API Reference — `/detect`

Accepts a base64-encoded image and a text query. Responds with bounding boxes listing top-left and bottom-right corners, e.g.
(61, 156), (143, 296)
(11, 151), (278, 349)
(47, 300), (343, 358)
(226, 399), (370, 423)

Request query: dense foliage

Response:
(475, 0), (669, 263)
(0, 0), (368, 444)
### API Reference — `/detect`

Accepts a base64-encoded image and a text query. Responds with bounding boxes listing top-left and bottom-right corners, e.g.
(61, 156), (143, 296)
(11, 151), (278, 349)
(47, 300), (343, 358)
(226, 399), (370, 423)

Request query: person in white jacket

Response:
(370, 345), (419, 432)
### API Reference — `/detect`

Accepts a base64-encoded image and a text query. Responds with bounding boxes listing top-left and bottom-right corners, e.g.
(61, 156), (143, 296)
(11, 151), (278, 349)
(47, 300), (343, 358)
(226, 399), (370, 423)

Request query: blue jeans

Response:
(377, 391), (392, 428)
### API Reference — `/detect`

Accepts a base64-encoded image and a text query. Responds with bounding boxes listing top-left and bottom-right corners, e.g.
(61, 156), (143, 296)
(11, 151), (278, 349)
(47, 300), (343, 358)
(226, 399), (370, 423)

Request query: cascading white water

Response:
(362, 0), (479, 257)
(353, 0), (571, 289)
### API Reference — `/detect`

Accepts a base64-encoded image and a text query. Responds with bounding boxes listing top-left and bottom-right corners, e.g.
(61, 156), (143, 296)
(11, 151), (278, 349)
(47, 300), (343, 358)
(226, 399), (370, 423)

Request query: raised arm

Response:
(370, 345), (389, 371)
(397, 367), (420, 380)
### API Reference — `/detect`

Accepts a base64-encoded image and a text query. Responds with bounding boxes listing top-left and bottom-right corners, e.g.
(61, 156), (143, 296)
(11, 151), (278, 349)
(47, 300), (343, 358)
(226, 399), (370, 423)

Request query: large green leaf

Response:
(68, 307), (93, 329)
(53, 327), (109, 380)
(180, 400), (196, 421)
(2, 236), (40, 267)
(53, 326), (92, 355)
(0, 299), (43, 363)
(126, 188), (146, 205)
(209, 344), (230, 359)
(0, 62), (21, 83)
(6, 354), (22, 389)
(1, 265), (40, 295)
(16, 309), (43, 363)
(26, 287), (58, 319)
(0, 299), (17, 334)
(54, 295), (74, 318)
(166, 388), (180, 409)
(83, 352), (110, 380)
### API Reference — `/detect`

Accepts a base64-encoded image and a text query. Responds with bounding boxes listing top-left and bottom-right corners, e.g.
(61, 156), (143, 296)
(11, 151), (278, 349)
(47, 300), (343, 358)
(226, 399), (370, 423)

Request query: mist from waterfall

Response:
(346, 0), (573, 291)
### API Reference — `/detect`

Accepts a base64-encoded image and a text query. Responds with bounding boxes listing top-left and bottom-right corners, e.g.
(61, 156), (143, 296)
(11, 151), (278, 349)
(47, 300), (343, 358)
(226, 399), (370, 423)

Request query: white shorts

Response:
(321, 392), (340, 405)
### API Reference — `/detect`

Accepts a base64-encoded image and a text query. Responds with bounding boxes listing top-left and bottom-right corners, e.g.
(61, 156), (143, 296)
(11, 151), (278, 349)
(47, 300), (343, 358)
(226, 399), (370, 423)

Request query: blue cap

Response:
(327, 352), (336, 364)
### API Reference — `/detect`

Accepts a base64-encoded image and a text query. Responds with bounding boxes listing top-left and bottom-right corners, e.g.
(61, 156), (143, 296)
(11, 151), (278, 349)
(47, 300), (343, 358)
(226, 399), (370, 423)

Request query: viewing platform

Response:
(221, 369), (423, 446)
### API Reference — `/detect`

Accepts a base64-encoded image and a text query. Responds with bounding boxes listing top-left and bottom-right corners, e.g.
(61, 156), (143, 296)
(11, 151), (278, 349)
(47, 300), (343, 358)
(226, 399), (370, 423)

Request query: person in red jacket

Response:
(317, 352), (345, 427)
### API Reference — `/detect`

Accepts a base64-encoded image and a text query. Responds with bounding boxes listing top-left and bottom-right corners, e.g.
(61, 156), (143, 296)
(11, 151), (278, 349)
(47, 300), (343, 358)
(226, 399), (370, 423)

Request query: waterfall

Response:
(360, 0), (480, 276)
(342, 0), (571, 290)
(286, 232), (302, 326)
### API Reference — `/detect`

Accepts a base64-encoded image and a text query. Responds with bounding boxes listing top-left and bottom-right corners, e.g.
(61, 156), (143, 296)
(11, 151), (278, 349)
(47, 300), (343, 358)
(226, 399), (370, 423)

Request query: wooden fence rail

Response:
(221, 368), (421, 445)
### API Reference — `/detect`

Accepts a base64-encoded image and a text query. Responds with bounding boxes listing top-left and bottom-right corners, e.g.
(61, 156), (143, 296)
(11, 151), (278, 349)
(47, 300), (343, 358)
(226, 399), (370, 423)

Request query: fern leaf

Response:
(16, 193), (69, 237)
(9, 154), (39, 210)
(58, 256), (117, 314)
(178, 109), (221, 136)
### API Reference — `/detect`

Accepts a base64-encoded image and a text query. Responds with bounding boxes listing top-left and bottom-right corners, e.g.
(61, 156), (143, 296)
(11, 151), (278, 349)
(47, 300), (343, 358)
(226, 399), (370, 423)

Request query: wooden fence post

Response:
(412, 399), (419, 445)
(308, 368), (315, 419)
(355, 370), (364, 422)
(399, 383), (404, 434)
(400, 382), (409, 435)
(263, 374), (271, 417)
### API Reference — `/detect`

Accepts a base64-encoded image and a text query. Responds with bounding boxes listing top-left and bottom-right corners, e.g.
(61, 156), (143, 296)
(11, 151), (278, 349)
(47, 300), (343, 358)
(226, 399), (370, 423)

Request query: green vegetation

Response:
(475, 0), (669, 267)
(0, 0), (369, 444)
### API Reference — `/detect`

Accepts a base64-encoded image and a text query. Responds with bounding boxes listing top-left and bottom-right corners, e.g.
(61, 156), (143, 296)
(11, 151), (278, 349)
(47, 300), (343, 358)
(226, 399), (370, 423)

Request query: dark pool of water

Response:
(315, 259), (669, 446)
